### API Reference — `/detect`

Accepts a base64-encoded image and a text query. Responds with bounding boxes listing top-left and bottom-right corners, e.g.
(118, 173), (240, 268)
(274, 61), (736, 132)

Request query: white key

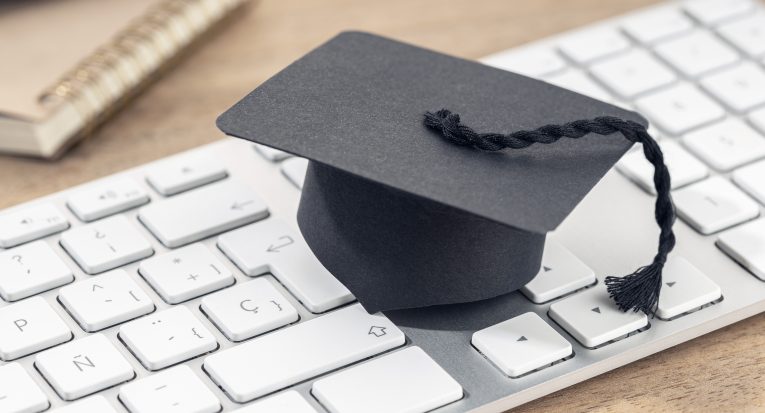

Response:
(557, 28), (631, 64)
(119, 306), (217, 370)
(232, 391), (317, 413)
(0, 363), (49, 413)
(58, 269), (154, 332)
(281, 157), (308, 189)
(674, 176), (760, 234)
(139, 243), (234, 304)
(218, 219), (354, 313)
(201, 278), (298, 341)
(544, 70), (612, 102)
(67, 178), (149, 222)
(520, 241), (595, 303)
(0, 204), (68, 248)
(50, 396), (117, 413)
(752, 107), (765, 134)
(0, 297), (71, 360)
(204, 303), (405, 402)
(621, 7), (694, 44)
(635, 84), (725, 136)
(656, 257), (721, 319)
(700, 63), (765, 113)
(0, 241), (73, 301)
(549, 286), (648, 348)
(655, 30), (739, 77)
(589, 49), (676, 98)
(472, 312), (572, 377)
(313, 347), (463, 413)
(683, 0), (755, 25)
(481, 48), (567, 77)
(618, 140), (708, 193)
(254, 144), (292, 162)
(718, 218), (765, 279)
(146, 155), (228, 196)
(60, 215), (153, 274)
(35, 334), (134, 400)
(733, 159), (765, 204)
(717, 12), (765, 58)
(683, 119), (765, 171)
(119, 365), (220, 413)
(138, 180), (268, 248)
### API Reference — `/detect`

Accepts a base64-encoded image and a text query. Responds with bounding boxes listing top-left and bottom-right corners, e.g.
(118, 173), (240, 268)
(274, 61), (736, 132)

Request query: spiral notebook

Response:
(0, 0), (249, 159)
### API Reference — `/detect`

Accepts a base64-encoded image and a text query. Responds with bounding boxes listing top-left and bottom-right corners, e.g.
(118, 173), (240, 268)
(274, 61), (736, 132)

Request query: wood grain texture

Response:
(2, 1), (765, 411)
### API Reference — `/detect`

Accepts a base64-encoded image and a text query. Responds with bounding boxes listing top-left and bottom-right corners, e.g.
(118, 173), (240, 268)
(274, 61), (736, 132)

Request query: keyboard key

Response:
(700, 62), (765, 113)
(544, 70), (612, 102)
(617, 140), (708, 193)
(589, 49), (676, 98)
(232, 391), (317, 413)
(201, 277), (299, 341)
(481, 48), (567, 77)
(733, 160), (765, 204)
(717, 12), (765, 58)
(60, 215), (153, 274)
(58, 269), (154, 332)
(313, 346), (463, 413)
(520, 240), (595, 303)
(50, 396), (117, 413)
(119, 365), (220, 413)
(683, 119), (765, 171)
(119, 306), (217, 370)
(655, 30), (739, 77)
(549, 286), (648, 348)
(0, 297), (71, 360)
(204, 303), (405, 402)
(683, 0), (755, 25)
(0, 241), (73, 301)
(674, 176), (760, 234)
(752, 107), (765, 134)
(254, 144), (292, 162)
(0, 203), (68, 248)
(635, 83), (725, 136)
(138, 180), (268, 248)
(281, 157), (308, 189)
(66, 178), (149, 222)
(35, 334), (134, 400)
(146, 154), (228, 196)
(139, 243), (234, 304)
(0, 363), (49, 413)
(472, 312), (572, 377)
(218, 219), (354, 313)
(718, 218), (765, 279)
(621, 7), (694, 44)
(557, 28), (631, 64)
(656, 257), (721, 319)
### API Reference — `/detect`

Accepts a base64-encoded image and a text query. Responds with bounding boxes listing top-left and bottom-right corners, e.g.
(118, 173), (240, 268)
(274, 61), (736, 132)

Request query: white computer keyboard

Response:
(2, 0), (765, 412)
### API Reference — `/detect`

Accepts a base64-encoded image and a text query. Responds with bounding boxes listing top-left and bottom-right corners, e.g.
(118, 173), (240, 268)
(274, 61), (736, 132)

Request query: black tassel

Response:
(424, 110), (675, 316)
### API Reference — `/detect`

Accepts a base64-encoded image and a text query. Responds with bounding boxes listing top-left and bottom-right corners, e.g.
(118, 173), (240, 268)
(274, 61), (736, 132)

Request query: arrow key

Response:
(656, 257), (721, 320)
(521, 240), (596, 304)
(472, 312), (571, 377)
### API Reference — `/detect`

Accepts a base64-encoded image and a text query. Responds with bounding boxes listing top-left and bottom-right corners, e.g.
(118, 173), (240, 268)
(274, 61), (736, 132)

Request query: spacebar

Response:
(203, 304), (405, 402)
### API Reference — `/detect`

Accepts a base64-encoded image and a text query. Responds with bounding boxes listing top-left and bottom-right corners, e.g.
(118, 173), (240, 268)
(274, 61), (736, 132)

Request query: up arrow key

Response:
(516, 336), (528, 342)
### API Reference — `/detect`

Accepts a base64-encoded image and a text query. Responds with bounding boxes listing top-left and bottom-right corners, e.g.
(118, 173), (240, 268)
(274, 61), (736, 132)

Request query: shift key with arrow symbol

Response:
(138, 181), (269, 248)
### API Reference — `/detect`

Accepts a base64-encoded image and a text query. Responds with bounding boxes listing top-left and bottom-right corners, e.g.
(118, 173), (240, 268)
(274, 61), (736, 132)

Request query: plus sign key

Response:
(201, 277), (298, 341)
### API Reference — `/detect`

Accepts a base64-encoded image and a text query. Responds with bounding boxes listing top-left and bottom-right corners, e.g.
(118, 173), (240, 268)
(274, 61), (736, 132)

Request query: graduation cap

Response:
(217, 32), (675, 314)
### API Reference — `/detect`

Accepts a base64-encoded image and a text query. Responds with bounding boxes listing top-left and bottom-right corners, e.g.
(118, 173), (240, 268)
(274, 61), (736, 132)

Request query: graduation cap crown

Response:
(217, 32), (675, 315)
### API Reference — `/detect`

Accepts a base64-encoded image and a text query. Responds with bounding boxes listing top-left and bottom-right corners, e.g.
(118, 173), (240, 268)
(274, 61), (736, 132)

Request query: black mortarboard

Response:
(217, 32), (675, 314)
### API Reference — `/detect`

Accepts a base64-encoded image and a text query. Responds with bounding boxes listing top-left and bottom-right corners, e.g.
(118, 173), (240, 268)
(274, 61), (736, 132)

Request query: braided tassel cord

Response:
(423, 109), (676, 316)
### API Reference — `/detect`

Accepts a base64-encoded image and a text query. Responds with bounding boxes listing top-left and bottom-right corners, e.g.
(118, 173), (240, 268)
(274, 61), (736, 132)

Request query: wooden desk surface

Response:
(3, 0), (765, 411)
